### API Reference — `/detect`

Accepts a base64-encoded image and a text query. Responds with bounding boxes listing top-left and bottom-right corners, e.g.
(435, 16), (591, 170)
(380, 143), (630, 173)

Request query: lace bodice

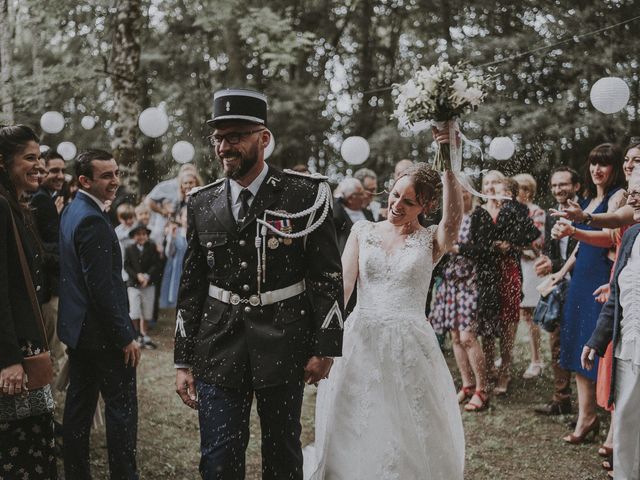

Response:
(352, 221), (438, 320)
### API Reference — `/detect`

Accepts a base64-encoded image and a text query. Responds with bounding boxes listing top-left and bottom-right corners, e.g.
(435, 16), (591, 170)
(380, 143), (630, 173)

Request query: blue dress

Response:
(159, 230), (187, 309)
(560, 188), (621, 380)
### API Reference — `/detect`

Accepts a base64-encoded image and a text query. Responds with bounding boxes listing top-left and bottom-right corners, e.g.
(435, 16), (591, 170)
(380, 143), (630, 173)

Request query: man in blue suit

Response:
(58, 149), (141, 480)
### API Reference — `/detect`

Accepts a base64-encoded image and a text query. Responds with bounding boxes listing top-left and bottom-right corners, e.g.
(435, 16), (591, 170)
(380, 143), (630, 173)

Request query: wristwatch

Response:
(584, 212), (593, 225)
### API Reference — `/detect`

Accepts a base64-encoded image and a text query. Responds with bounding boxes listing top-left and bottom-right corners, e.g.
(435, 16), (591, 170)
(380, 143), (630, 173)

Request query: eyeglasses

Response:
(209, 129), (265, 146)
(627, 190), (640, 201)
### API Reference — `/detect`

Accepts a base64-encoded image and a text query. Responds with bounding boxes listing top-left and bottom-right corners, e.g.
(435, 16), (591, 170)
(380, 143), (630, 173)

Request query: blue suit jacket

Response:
(58, 192), (135, 350)
(586, 222), (640, 406)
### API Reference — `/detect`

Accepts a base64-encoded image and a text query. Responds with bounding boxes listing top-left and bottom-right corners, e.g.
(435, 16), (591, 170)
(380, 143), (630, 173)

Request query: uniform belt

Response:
(208, 280), (306, 307)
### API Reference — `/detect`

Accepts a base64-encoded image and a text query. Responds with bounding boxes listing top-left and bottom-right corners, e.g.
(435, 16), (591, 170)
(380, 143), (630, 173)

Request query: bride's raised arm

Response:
(341, 230), (360, 307)
(432, 129), (463, 262)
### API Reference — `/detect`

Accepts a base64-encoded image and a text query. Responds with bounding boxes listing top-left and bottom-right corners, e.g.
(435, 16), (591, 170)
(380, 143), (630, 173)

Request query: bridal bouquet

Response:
(393, 62), (489, 171)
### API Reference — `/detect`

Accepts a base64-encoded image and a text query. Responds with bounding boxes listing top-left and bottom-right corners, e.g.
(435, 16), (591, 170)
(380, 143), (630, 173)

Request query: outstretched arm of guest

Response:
(551, 222), (615, 248)
(551, 200), (634, 229)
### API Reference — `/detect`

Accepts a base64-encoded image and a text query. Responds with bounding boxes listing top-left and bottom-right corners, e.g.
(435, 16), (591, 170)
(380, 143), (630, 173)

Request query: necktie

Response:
(237, 189), (252, 224)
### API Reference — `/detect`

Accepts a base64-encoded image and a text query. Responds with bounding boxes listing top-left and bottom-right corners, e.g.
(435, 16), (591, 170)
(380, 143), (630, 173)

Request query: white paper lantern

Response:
(489, 137), (515, 160)
(340, 136), (370, 165)
(590, 77), (630, 114)
(40, 111), (65, 134)
(57, 141), (77, 161)
(264, 133), (275, 160)
(81, 116), (96, 130)
(138, 107), (169, 138)
(39, 145), (50, 153)
(171, 141), (195, 164)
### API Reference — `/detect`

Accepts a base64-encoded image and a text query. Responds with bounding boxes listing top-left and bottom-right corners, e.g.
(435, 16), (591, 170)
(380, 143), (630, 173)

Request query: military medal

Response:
(281, 219), (293, 245)
(207, 250), (215, 267)
(268, 237), (280, 250)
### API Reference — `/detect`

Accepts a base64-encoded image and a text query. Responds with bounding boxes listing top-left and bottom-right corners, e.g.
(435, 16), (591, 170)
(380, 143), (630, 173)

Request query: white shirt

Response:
(556, 196), (579, 260)
(228, 164), (269, 222)
(78, 189), (107, 212)
(344, 205), (367, 224)
(615, 233), (640, 365)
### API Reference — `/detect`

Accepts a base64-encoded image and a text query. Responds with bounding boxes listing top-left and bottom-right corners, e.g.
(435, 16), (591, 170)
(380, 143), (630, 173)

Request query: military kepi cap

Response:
(208, 88), (268, 127)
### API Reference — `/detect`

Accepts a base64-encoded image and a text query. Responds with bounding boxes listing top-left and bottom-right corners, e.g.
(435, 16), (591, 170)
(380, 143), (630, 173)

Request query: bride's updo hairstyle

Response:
(396, 162), (442, 211)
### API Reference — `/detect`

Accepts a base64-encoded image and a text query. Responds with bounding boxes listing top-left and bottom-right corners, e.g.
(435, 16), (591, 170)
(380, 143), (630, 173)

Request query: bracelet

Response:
(584, 212), (593, 225)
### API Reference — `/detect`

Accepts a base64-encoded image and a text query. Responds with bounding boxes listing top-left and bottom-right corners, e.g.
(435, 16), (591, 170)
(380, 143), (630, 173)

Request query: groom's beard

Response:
(218, 146), (258, 180)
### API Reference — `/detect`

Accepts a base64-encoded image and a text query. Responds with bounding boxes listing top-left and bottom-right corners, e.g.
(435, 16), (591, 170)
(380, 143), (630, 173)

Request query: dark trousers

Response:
(196, 379), (304, 480)
(550, 324), (572, 404)
(63, 349), (138, 480)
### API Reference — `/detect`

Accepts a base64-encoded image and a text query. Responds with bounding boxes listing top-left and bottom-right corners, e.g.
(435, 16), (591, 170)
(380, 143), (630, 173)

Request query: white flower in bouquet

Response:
(464, 86), (484, 106)
(393, 62), (490, 170)
(393, 61), (489, 125)
(399, 79), (420, 100)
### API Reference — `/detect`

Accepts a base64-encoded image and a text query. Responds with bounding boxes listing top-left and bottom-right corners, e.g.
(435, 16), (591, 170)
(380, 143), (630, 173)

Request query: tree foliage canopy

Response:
(3, 0), (638, 197)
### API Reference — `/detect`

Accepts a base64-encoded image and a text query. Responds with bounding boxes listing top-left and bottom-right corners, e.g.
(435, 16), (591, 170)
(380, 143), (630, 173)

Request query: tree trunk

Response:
(110, 0), (143, 196)
(354, 0), (376, 138)
(223, 25), (245, 86)
(0, 0), (14, 123)
(440, 0), (455, 62)
(30, 9), (44, 112)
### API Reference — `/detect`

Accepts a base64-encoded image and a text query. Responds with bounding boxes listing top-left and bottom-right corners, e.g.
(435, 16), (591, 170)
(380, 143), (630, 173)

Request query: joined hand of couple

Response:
(175, 356), (334, 409)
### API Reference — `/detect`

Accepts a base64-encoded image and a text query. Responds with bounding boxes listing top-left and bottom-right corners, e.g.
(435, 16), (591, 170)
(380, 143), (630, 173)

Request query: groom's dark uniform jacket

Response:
(174, 167), (344, 389)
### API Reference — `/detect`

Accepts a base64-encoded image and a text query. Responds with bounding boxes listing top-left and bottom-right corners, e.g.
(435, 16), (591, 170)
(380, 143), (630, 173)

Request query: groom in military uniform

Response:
(174, 88), (344, 479)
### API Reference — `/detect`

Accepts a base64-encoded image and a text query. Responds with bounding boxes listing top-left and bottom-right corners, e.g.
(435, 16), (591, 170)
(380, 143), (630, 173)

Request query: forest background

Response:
(1, 0), (638, 200)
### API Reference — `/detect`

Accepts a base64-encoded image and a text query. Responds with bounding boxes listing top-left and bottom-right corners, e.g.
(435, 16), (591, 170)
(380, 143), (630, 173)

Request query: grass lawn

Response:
(58, 311), (609, 479)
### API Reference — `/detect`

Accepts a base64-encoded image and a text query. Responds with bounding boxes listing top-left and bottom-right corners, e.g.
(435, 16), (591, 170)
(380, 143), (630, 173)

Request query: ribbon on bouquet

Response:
(432, 119), (510, 201)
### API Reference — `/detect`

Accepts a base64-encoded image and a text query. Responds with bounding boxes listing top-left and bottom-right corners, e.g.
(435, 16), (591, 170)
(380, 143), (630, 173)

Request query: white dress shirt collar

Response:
(78, 189), (107, 212)
(228, 163), (269, 205)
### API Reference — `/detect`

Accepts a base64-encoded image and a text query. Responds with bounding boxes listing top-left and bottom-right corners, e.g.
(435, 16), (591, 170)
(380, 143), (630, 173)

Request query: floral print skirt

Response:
(0, 413), (57, 480)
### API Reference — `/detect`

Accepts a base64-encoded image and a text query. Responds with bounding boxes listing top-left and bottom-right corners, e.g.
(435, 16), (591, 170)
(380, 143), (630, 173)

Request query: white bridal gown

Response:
(305, 221), (465, 480)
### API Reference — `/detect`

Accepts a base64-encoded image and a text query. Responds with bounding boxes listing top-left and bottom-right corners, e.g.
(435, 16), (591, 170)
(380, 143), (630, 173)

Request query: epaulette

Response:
(187, 178), (224, 196)
(283, 169), (328, 181)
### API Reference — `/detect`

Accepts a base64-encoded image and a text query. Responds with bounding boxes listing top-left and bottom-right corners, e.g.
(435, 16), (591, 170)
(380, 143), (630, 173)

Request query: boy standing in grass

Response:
(124, 223), (162, 349)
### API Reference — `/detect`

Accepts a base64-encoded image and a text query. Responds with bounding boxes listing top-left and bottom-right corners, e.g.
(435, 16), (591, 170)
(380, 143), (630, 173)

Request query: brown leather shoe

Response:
(534, 401), (572, 415)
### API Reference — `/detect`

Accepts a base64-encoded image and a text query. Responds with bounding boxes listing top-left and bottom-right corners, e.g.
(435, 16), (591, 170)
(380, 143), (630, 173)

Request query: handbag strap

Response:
(8, 207), (50, 352)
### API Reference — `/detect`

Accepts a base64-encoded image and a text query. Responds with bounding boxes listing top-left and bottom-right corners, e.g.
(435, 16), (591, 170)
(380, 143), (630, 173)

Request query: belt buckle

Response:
(249, 295), (260, 307)
(230, 294), (241, 305)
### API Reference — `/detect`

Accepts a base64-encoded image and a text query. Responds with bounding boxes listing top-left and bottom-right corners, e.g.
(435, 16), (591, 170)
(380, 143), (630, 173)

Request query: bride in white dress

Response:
(305, 132), (465, 479)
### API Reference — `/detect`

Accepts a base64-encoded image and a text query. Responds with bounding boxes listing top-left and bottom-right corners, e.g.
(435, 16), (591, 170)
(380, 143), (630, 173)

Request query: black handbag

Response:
(533, 278), (569, 332)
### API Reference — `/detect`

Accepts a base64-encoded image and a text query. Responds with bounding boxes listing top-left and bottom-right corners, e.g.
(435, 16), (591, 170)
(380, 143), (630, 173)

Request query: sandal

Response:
(598, 445), (613, 458)
(494, 375), (511, 396)
(522, 362), (544, 379)
(464, 390), (489, 412)
(457, 385), (476, 404)
(602, 450), (613, 471)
